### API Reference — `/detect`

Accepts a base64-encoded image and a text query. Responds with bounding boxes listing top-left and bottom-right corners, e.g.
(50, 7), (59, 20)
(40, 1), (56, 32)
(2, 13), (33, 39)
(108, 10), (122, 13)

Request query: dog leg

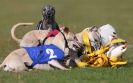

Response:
(34, 64), (54, 70)
(0, 48), (29, 72)
(48, 60), (69, 70)
(3, 56), (28, 72)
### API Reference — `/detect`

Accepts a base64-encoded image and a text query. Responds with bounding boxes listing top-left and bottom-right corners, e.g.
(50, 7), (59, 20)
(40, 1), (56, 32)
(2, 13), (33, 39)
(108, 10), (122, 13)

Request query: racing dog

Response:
(75, 24), (127, 67)
(106, 37), (127, 61)
(36, 5), (60, 31)
(0, 27), (79, 72)
(11, 23), (67, 47)
(98, 24), (127, 61)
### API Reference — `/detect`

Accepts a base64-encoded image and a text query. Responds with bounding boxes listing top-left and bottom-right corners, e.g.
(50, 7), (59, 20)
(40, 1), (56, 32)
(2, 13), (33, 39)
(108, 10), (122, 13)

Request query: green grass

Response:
(0, 68), (133, 83)
(0, 0), (133, 83)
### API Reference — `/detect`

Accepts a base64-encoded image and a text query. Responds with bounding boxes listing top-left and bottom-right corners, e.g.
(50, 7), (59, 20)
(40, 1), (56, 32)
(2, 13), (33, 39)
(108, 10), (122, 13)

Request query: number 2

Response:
(46, 49), (57, 59)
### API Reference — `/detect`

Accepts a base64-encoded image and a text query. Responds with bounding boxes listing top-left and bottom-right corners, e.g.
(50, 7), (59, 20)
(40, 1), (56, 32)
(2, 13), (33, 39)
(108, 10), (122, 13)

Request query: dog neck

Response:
(75, 32), (83, 44)
(51, 32), (66, 51)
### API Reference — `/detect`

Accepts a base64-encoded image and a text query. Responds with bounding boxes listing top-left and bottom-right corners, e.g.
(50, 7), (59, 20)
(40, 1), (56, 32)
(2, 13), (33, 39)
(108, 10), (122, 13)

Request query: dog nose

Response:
(46, 10), (53, 16)
(47, 11), (51, 15)
(112, 35), (117, 39)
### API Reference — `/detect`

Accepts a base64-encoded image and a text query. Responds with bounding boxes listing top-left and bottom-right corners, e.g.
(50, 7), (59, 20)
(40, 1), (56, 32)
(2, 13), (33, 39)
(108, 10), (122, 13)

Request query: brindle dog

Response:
(36, 5), (60, 31)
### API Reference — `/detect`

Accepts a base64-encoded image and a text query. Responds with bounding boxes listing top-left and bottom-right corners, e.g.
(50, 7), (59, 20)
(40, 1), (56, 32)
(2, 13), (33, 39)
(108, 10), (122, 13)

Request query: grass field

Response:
(0, 0), (133, 83)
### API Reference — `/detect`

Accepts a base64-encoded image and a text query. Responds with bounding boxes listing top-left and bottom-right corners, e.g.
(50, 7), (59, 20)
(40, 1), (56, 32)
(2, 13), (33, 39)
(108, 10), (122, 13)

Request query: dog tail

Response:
(11, 23), (34, 43)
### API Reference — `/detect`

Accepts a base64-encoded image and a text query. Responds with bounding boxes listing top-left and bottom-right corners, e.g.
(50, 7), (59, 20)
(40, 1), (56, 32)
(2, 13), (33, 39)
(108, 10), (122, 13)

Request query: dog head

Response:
(42, 5), (55, 21)
(98, 24), (117, 46)
(58, 27), (83, 68)
(61, 27), (81, 51)
(106, 38), (127, 61)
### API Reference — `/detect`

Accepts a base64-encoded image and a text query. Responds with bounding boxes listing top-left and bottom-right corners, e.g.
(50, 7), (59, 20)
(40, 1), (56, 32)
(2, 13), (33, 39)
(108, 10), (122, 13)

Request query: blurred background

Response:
(0, 0), (133, 83)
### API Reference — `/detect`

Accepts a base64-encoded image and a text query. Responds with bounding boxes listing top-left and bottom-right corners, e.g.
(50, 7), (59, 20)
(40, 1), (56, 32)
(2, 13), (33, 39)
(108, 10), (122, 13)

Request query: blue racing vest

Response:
(24, 44), (64, 67)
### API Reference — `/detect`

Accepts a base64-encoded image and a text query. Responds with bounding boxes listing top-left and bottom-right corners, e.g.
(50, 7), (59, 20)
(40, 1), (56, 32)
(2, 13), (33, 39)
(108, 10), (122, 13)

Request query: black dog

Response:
(36, 5), (60, 31)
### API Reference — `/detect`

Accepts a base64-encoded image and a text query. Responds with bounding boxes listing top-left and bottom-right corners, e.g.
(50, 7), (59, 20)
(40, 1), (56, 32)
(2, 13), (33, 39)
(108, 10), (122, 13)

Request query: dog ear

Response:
(59, 25), (65, 31)
(89, 26), (98, 32)
(63, 27), (69, 33)
(83, 26), (98, 32)
(60, 25), (70, 34)
(83, 27), (89, 31)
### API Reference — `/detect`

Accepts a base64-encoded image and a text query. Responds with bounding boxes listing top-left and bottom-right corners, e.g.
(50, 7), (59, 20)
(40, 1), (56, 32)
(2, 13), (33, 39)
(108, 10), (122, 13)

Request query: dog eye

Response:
(94, 39), (98, 42)
(113, 32), (116, 34)
(43, 8), (46, 11)
(122, 46), (126, 49)
(51, 8), (54, 10)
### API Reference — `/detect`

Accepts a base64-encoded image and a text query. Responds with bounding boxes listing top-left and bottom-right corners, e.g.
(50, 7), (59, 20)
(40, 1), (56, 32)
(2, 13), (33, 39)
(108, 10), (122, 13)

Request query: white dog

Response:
(98, 24), (127, 59)
(75, 24), (127, 67)
(106, 37), (127, 60)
